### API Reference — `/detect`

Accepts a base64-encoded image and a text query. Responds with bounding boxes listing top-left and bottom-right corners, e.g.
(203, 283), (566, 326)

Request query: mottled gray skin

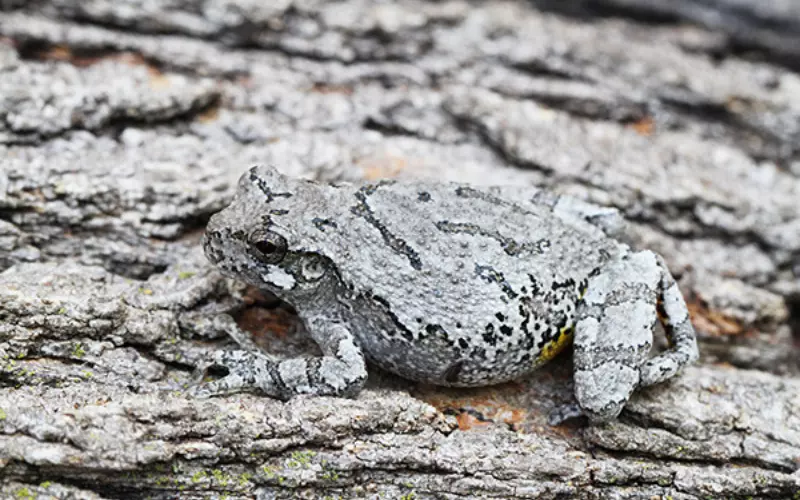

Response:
(202, 165), (699, 422)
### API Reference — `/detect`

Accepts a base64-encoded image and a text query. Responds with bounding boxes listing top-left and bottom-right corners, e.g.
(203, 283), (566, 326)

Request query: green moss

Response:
(237, 472), (253, 487)
(211, 469), (230, 487)
(57, 307), (66, 315)
(72, 343), (85, 358)
(292, 450), (316, 462)
(261, 464), (287, 485)
(178, 271), (196, 280)
(288, 450), (316, 468)
(321, 470), (340, 481)
(0, 408), (7, 420)
(320, 459), (340, 481)
(14, 488), (31, 499)
(191, 470), (208, 483)
(39, 482), (51, 489)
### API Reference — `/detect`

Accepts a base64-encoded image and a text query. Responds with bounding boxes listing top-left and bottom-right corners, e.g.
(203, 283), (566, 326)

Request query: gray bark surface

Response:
(0, 1), (798, 498)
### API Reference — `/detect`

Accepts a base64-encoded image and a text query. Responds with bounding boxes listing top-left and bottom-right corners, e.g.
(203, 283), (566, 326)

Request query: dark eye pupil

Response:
(256, 241), (278, 254)
(249, 231), (287, 263)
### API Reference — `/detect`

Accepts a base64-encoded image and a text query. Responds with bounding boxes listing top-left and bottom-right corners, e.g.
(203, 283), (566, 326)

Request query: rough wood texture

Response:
(1, 1), (799, 498)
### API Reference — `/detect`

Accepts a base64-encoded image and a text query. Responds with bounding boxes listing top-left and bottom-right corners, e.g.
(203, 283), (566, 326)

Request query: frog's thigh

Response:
(192, 318), (367, 399)
(573, 251), (660, 422)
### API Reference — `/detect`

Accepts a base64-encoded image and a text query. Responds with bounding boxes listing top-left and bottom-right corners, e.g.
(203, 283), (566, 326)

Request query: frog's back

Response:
(314, 179), (618, 386)
(324, 179), (615, 295)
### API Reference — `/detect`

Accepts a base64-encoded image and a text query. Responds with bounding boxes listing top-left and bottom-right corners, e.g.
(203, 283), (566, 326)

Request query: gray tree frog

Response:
(201, 165), (699, 423)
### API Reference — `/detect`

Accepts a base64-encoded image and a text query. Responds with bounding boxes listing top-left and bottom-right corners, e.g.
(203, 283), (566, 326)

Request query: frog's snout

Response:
(202, 232), (221, 265)
(203, 212), (226, 265)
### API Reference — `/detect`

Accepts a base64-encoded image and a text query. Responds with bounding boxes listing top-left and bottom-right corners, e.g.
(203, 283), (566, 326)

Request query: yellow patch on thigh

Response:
(535, 326), (575, 366)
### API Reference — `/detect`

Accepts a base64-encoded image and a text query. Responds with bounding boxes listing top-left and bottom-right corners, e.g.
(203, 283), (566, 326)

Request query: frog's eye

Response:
(250, 231), (287, 264)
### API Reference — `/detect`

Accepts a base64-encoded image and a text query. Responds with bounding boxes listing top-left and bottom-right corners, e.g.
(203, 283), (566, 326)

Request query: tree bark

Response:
(1, 1), (798, 498)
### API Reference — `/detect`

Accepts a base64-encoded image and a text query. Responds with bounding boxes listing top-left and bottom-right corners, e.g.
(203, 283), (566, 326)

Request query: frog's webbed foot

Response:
(573, 250), (698, 423)
(191, 317), (367, 399)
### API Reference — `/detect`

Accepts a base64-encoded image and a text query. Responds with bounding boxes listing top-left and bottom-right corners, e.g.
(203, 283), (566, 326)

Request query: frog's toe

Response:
(188, 350), (261, 398)
(640, 356), (684, 386)
(188, 379), (227, 398)
(547, 403), (584, 426)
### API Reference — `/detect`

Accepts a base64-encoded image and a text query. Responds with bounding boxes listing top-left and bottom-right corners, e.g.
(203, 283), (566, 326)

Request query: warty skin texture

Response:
(201, 165), (699, 422)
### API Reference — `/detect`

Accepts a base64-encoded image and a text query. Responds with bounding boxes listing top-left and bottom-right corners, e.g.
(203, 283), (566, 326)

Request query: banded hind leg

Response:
(571, 249), (698, 423)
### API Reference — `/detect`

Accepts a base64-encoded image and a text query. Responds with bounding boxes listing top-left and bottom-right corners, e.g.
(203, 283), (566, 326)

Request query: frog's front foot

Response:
(190, 320), (368, 399)
(190, 349), (273, 398)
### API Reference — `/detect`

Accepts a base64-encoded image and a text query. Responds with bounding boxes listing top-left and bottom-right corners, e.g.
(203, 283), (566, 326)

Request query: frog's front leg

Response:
(193, 316), (367, 399)
(573, 250), (699, 423)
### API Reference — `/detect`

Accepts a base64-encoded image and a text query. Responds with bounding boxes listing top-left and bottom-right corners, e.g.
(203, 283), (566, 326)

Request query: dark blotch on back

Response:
(482, 323), (497, 346)
(371, 294), (416, 341)
(475, 264), (518, 300)
(249, 170), (294, 202)
(351, 186), (423, 270)
(424, 324), (447, 338)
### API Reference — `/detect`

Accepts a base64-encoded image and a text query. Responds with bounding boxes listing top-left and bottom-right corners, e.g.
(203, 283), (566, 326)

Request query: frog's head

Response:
(203, 165), (337, 300)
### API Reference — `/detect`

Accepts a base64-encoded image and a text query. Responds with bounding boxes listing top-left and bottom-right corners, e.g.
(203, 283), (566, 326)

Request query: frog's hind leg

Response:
(191, 316), (367, 399)
(572, 250), (698, 423)
(487, 185), (627, 239)
(542, 192), (628, 240)
(639, 254), (700, 386)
